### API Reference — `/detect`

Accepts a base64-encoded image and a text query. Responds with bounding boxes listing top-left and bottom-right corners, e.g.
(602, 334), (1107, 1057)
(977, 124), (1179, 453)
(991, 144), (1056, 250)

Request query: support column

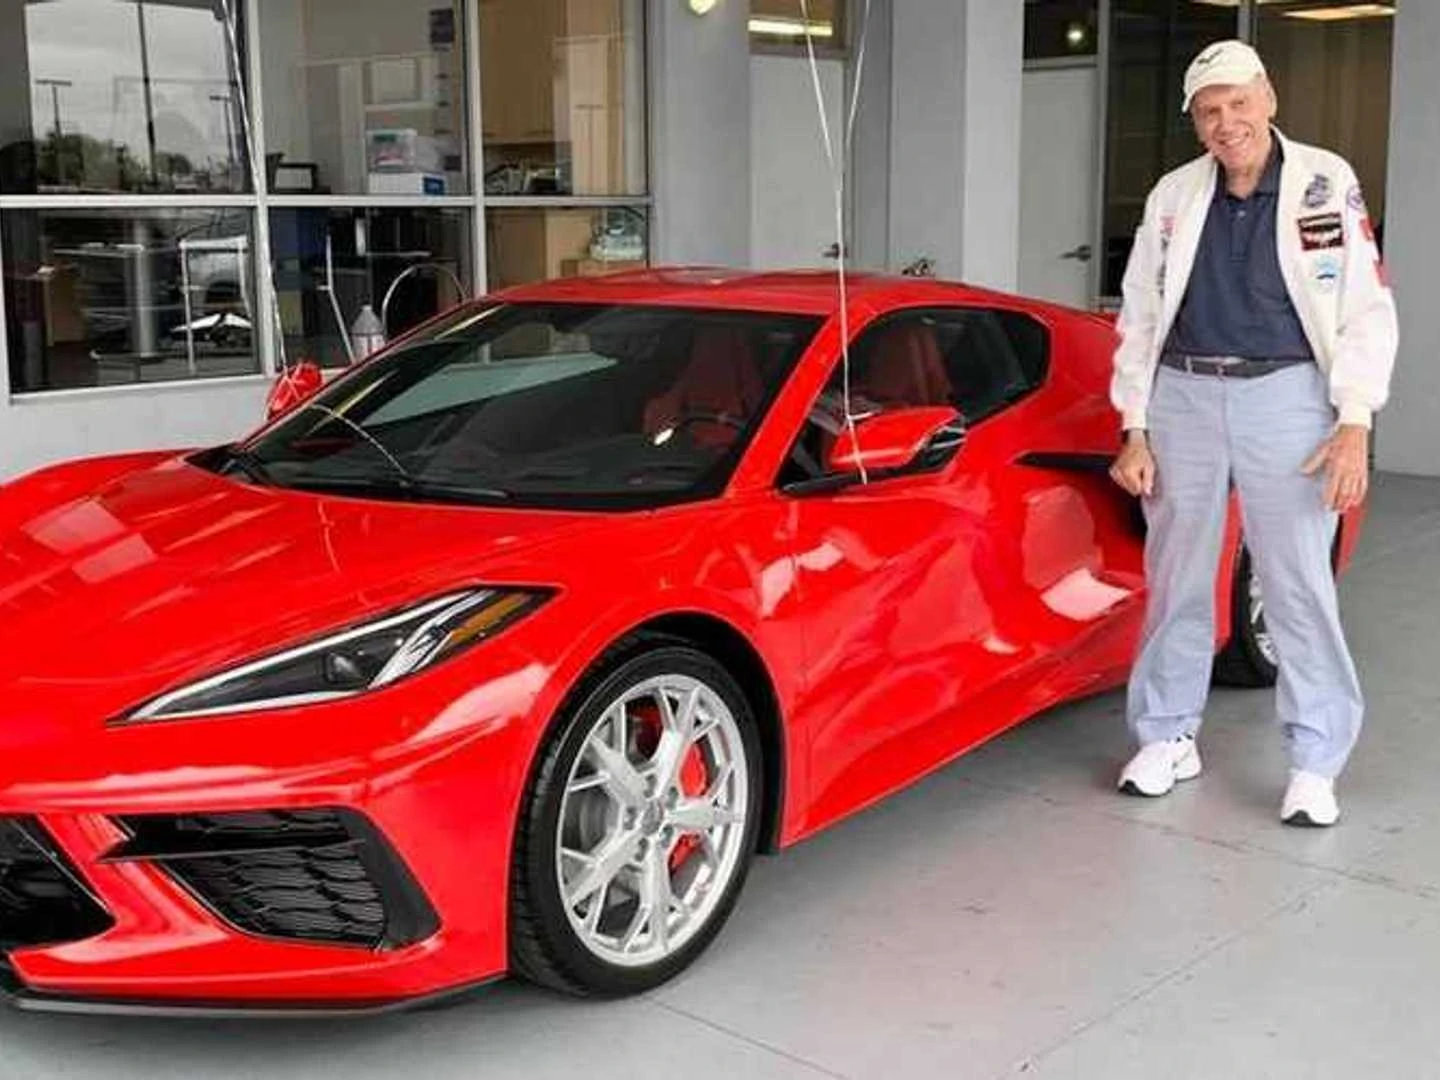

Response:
(648, 0), (751, 267)
(887, 0), (1022, 290)
(1377, 0), (1440, 476)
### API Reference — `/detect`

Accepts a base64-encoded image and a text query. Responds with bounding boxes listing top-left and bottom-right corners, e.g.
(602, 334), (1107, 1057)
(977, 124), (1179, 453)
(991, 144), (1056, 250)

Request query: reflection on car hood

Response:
(0, 453), (603, 717)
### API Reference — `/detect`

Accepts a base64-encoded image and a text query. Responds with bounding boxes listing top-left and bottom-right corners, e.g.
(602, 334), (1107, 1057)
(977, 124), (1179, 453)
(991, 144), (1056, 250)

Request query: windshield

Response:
(220, 302), (822, 510)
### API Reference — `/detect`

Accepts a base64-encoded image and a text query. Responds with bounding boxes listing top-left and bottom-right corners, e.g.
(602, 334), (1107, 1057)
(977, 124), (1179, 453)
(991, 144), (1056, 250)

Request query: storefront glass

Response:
(0, 0), (652, 395)
(3, 207), (258, 390)
(1256, 1), (1395, 246)
(0, 0), (251, 196)
(479, 0), (647, 198)
(485, 205), (647, 290)
(270, 206), (472, 368)
(1101, 0), (1239, 295)
(259, 0), (470, 197)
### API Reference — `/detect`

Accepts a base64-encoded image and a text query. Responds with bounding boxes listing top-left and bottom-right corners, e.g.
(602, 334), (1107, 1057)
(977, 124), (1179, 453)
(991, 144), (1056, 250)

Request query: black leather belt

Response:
(1161, 354), (1311, 378)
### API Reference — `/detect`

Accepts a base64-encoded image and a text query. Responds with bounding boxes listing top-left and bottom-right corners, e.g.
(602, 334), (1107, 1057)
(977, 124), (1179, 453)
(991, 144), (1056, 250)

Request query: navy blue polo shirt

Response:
(1164, 143), (1314, 361)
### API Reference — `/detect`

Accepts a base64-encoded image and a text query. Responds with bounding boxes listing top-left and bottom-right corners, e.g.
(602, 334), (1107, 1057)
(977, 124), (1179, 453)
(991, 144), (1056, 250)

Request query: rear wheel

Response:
(510, 642), (761, 995)
(1213, 545), (1280, 688)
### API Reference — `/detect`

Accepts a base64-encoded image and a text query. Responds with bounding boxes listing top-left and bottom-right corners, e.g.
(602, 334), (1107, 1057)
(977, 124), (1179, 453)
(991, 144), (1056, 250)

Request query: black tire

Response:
(509, 639), (762, 997)
(1212, 545), (1280, 688)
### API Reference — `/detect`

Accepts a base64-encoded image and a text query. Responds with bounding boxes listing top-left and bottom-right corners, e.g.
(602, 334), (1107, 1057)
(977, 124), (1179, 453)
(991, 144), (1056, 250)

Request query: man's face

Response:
(1190, 77), (1277, 175)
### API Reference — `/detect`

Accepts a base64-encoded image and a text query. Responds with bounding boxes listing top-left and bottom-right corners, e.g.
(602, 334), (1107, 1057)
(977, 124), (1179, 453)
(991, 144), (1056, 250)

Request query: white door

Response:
(1018, 65), (1098, 308)
(750, 54), (845, 270)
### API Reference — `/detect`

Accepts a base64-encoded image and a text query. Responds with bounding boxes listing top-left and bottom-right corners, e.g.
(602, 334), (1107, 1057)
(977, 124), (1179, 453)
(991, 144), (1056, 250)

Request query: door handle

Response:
(1060, 243), (1092, 262)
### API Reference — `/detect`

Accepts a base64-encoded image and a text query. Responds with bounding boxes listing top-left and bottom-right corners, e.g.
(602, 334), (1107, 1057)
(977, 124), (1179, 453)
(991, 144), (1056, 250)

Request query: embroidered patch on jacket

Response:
(1298, 212), (1344, 251)
(1303, 174), (1333, 209)
(1347, 184), (1367, 214)
(1312, 253), (1342, 294)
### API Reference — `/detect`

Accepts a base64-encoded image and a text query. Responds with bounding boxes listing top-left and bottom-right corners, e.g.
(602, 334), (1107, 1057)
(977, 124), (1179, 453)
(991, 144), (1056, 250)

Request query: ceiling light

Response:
(1065, 22), (1088, 48)
(748, 16), (835, 38)
(1282, 4), (1394, 20)
(688, 0), (717, 14)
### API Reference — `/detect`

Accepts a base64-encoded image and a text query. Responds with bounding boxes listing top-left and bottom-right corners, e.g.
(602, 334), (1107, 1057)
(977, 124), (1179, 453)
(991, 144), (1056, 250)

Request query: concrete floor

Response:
(3, 472), (1438, 1080)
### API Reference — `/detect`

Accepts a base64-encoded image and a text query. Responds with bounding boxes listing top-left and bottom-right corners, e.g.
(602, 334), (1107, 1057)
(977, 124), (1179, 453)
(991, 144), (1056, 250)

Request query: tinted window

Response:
(781, 307), (1049, 485)
(218, 302), (821, 510)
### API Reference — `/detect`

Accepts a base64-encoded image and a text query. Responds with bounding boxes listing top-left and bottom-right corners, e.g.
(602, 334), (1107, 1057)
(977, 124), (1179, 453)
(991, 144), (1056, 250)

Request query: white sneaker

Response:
(1281, 771), (1339, 827)
(1118, 735), (1202, 797)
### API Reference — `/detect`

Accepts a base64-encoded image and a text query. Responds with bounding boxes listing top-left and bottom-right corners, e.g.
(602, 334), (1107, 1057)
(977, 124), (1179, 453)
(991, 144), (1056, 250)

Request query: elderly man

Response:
(1109, 40), (1397, 826)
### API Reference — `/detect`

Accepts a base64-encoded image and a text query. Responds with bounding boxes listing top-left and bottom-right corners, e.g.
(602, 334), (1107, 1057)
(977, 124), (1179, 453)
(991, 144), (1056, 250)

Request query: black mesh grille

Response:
(0, 817), (113, 952)
(110, 809), (437, 950)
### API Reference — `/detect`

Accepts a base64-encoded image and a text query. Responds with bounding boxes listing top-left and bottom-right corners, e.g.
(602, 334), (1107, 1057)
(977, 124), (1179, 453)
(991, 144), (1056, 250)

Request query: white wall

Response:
(648, 0), (751, 267)
(1377, 0), (1440, 476)
(0, 379), (269, 481)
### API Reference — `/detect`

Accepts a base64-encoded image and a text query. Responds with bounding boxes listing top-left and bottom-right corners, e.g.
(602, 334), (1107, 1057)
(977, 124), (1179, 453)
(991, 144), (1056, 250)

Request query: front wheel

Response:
(1213, 545), (1280, 688)
(510, 642), (761, 995)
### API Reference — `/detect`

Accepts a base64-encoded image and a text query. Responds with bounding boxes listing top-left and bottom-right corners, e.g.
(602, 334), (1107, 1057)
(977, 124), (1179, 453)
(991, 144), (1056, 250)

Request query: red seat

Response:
(643, 326), (763, 448)
(856, 322), (952, 409)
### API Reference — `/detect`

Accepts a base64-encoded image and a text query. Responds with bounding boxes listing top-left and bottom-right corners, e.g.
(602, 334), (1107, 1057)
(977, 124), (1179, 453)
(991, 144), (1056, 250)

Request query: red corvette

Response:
(0, 270), (1363, 1014)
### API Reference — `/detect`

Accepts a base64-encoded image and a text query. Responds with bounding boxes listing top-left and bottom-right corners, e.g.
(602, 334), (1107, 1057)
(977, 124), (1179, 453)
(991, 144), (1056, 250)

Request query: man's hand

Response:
(1302, 425), (1369, 513)
(1110, 430), (1156, 497)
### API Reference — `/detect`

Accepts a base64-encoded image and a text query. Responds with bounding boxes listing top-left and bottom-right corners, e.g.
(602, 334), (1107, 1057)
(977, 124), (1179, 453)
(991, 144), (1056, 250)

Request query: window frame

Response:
(1, 0), (655, 401)
(777, 304), (1052, 495)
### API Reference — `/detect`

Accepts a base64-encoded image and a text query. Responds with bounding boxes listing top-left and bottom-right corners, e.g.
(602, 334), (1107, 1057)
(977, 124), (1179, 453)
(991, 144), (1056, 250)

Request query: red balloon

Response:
(265, 360), (323, 420)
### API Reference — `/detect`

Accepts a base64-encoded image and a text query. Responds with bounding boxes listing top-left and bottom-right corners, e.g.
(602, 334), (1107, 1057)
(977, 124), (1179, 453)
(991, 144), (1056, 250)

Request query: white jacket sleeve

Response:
(1330, 165), (1398, 429)
(1110, 187), (1166, 432)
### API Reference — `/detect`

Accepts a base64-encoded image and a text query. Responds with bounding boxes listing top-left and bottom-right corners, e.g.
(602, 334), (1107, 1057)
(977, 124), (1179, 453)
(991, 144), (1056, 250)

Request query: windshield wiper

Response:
(220, 445), (275, 487)
(295, 401), (415, 483)
(285, 473), (512, 506)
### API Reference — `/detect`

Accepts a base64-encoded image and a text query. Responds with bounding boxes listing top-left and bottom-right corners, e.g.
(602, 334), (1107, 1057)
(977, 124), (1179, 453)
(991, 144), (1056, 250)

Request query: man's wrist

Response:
(1123, 427), (1148, 446)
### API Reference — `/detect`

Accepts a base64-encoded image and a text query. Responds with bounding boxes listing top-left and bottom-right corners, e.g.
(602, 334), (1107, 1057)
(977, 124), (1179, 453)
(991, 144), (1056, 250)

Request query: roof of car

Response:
(495, 267), (1046, 318)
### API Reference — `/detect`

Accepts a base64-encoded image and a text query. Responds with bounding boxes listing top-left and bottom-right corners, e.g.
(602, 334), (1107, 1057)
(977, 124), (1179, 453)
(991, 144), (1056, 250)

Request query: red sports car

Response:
(0, 270), (1363, 1015)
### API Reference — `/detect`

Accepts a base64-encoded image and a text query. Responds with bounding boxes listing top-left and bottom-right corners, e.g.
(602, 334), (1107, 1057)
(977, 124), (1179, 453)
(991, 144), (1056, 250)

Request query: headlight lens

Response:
(124, 588), (549, 722)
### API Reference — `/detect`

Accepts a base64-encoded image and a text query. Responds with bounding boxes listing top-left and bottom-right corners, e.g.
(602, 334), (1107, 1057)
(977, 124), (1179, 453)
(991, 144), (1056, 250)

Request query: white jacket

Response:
(1111, 129), (1398, 431)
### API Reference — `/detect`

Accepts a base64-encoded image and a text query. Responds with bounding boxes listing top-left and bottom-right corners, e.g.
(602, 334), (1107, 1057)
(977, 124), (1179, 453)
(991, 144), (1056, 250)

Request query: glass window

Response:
(223, 303), (822, 510)
(479, 0), (647, 197)
(1101, 1), (1237, 295)
(749, 0), (845, 50)
(258, 0), (469, 196)
(270, 207), (473, 368)
(781, 308), (1049, 485)
(1025, 0), (1100, 61)
(0, 0), (251, 195)
(3, 207), (258, 391)
(485, 206), (647, 290)
(1256, 1), (1395, 248)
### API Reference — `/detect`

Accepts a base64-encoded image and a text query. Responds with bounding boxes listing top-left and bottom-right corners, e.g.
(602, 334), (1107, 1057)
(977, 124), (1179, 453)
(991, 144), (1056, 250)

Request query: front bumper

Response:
(0, 637), (553, 1012)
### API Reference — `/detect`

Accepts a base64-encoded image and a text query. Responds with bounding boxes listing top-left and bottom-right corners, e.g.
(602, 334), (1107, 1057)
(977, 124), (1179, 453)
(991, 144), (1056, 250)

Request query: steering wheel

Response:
(668, 411), (746, 435)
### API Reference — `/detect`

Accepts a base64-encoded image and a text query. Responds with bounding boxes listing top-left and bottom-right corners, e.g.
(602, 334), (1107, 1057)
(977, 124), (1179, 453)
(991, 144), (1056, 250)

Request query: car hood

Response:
(0, 453), (604, 718)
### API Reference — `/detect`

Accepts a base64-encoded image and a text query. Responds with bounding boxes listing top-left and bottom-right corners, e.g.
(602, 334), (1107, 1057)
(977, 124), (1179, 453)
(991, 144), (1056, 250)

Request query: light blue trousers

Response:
(1127, 362), (1364, 779)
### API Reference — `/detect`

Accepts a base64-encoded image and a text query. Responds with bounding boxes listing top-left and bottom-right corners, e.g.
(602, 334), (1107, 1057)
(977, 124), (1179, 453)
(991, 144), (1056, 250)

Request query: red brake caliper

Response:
(670, 747), (709, 871)
(631, 701), (710, 872)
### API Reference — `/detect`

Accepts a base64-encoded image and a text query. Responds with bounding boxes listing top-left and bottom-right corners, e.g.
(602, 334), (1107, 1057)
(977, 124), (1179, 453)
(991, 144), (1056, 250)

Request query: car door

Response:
(782, 306), (1132, 831)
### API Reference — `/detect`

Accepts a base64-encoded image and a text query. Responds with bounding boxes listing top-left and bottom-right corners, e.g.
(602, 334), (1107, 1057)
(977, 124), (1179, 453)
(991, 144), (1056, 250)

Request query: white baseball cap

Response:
(1181, 40), (1268, 113)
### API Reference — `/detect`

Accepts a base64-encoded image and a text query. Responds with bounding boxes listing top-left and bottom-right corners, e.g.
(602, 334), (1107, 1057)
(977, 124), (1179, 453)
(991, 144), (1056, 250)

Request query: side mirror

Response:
(825, 406), (964, 475)
(264, 360), (324, 421)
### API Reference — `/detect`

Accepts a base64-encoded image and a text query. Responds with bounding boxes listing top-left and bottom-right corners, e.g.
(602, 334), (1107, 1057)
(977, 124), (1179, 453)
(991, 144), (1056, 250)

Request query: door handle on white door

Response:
(1060, 243), (1092, 262)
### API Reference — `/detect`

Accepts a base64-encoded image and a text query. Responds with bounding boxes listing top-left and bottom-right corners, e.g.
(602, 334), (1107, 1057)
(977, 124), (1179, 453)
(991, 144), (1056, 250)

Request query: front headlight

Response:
(124, 588), (550, 722)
